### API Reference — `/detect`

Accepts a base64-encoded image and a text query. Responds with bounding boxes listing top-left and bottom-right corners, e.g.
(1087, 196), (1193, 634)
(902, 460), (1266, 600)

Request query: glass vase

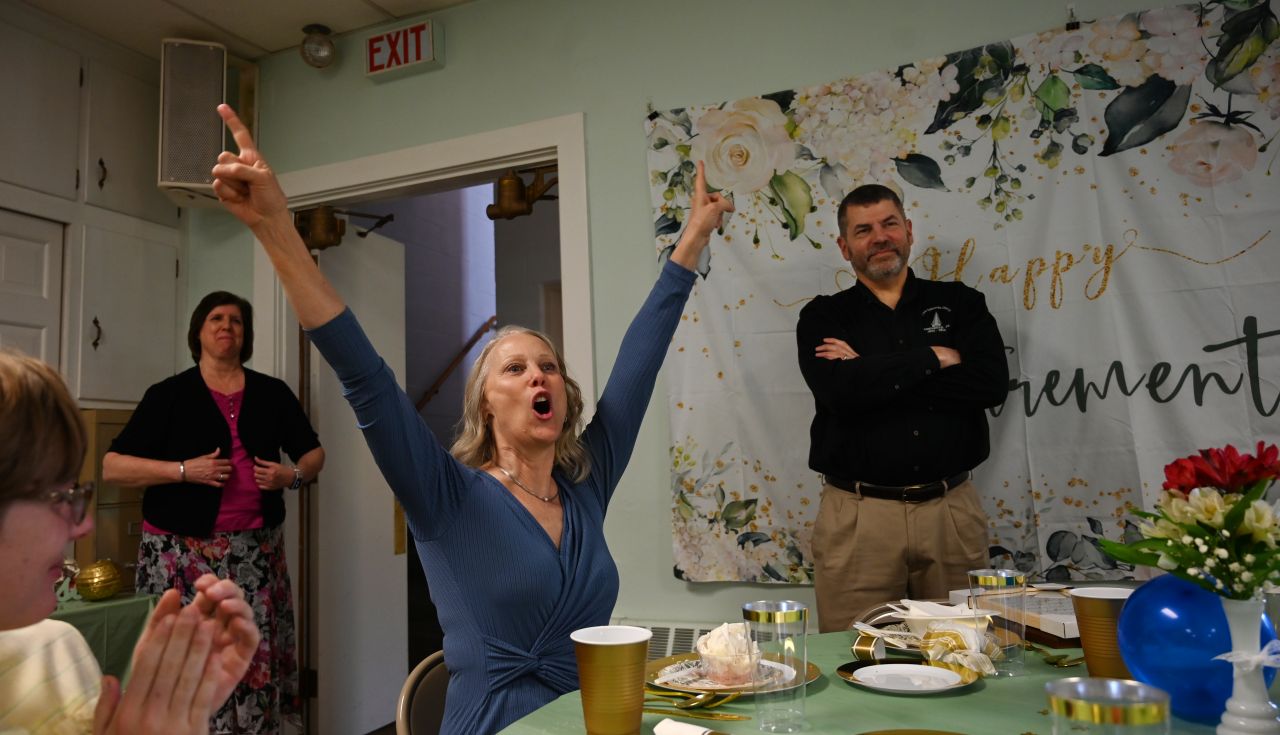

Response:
(1218, 596), (1280, 735)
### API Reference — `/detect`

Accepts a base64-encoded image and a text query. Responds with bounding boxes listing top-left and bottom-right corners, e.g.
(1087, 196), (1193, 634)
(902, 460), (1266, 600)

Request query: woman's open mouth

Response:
(532, 393), (553, 419)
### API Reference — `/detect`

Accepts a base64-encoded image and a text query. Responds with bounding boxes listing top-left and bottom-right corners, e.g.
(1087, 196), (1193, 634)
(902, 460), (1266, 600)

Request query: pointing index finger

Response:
(217, 104), (257, 154)
(694, 160), (707, 198)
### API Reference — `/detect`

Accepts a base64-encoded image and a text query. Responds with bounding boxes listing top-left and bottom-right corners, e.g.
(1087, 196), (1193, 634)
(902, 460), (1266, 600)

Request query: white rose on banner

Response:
(1169, 121), (1258, 186)
(691, 98), (794, 195)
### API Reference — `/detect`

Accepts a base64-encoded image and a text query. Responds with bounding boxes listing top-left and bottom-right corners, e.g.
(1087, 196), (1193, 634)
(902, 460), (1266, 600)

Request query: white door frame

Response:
(252, 112), (594, 409)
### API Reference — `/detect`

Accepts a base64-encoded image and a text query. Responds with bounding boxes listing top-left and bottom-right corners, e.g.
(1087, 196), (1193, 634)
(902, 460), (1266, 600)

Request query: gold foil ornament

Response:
(76, 559), (122, 601)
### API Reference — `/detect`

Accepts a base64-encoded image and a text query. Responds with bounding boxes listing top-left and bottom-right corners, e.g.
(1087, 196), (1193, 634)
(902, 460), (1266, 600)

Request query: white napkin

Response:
(653, 719), (720, 735)
(900, 599), (982, 616)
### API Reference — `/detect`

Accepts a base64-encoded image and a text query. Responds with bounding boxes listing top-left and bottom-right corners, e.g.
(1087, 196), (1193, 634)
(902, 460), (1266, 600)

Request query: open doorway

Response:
(334, 179), (562, 668)
(254, 114), (589, 734)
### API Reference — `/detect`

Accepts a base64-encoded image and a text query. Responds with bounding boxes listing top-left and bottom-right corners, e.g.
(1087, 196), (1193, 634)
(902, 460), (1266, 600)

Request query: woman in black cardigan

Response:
(104, 291), (324, 735)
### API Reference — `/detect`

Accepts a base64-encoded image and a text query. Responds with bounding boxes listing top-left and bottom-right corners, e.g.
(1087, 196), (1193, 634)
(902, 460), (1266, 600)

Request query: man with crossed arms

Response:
(796, 184), (1009, 632)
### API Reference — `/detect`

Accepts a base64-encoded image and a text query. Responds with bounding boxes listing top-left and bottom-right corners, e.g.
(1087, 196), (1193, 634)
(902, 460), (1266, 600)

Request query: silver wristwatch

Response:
(290, 467), (304, 490)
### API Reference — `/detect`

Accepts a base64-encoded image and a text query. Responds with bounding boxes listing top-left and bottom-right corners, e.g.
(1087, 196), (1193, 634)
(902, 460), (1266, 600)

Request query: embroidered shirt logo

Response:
(922, 306), (951, 334)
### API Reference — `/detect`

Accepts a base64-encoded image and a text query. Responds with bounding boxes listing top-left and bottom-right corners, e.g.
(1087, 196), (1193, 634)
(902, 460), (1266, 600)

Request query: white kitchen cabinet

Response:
(84, 60), (180, 227)
(0, 21), (80, 200)
(67, 224), (180, 405)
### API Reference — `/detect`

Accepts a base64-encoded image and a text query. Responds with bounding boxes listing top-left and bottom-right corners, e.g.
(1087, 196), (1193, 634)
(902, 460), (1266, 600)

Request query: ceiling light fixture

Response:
(300, 24), (336, 69)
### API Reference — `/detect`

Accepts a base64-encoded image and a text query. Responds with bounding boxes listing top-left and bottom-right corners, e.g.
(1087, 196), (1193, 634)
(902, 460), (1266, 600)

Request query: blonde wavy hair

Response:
(450, 326), (589, 482)
(0, 350), (86, 516)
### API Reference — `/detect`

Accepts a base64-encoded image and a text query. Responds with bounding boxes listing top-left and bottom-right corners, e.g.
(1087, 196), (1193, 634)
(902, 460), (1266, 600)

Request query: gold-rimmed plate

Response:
(646, 652), (821, 695)
(835, 660), (980, 695)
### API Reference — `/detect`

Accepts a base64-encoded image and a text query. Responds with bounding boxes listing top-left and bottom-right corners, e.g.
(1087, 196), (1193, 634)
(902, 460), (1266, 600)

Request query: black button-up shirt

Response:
(796, 269), (1009, 486)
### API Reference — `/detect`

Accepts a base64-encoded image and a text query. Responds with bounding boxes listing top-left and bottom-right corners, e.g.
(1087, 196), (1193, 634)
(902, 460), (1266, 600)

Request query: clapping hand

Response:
(92, 575), (259, 735)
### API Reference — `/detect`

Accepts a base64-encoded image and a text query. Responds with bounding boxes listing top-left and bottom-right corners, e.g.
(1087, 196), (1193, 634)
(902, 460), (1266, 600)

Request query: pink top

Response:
(142, 388), (262, 535)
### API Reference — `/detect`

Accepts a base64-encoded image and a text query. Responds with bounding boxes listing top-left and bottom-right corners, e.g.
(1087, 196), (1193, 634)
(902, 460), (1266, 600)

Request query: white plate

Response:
(1032, 583), (1069, 591)
(849, 663), (964, 694)
(646, 653), (820, 694)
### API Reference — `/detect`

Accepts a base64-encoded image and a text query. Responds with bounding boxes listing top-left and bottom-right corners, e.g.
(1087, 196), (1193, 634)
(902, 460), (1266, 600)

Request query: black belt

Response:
(824, 471), (970, 503)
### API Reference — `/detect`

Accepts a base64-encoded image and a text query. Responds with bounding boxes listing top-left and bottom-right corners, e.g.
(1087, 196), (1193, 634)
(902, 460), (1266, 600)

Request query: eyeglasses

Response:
(46, 482), (94, 525)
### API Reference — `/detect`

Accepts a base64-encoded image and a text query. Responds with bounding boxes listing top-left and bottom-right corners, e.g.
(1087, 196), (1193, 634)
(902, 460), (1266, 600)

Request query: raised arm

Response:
(210, 105), (344, 330)
(579, 161), (733, 496)
(668, 161), (735, 271)
(212, 105), (469, 534)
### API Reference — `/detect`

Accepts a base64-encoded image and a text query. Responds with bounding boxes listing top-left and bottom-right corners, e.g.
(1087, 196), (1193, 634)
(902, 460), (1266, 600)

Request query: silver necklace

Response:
(496, 465), (557, 503)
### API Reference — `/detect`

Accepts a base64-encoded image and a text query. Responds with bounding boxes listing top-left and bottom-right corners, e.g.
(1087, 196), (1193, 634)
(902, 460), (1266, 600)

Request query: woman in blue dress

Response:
(209, 105), (733, 734)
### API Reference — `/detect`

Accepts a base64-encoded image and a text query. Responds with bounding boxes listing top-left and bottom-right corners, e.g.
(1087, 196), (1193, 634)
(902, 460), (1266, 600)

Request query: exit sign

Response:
(366, 20), (443, 79)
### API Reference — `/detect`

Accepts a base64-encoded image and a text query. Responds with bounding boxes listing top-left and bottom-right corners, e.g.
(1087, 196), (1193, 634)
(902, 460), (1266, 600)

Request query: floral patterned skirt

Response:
(136, 525), (299, 735)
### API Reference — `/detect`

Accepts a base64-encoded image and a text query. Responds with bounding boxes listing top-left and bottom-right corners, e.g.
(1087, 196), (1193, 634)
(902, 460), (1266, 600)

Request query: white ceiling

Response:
(20, 0), (472, 61)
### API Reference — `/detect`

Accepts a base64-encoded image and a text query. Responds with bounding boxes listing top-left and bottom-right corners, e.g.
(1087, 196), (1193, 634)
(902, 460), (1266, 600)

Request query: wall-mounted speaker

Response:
(158, 38), (226, 208)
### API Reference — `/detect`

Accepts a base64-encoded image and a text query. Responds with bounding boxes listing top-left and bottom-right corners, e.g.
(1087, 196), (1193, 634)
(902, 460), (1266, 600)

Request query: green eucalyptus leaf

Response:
(925, 43), (1014, 134)
(1100, 76), (1191, 156)
(1206, 2), (1280, 86)
(893, 153), (949, 191)
(737, 531), (771, 549)
(1072, 63), (1120, 90)
(721, 498), (758, 531)
(675, 491), (696, 521)
(768, 171), (813, 240)
(655, 213), (681, 237)
(715, 485), (725, 507)
(762, 563), (787, 582)
(1034, 74), (1071, 115)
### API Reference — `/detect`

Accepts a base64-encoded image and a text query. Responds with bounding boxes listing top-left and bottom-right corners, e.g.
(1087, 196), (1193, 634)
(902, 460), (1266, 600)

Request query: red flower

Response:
(1162, 442), (1280, 495)
(1163, 457), (1199, 495)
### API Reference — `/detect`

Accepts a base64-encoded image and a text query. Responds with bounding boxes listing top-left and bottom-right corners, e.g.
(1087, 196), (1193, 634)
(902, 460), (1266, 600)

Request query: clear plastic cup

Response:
(1046, 677), (1170, 734)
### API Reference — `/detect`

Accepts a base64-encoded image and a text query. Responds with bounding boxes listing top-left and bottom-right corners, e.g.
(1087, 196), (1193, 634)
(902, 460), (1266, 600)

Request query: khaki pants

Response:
(811, 479), (990, 633)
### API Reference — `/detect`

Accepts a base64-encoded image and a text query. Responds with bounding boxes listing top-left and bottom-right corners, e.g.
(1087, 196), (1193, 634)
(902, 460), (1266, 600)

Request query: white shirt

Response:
(0, 620), (100, 735)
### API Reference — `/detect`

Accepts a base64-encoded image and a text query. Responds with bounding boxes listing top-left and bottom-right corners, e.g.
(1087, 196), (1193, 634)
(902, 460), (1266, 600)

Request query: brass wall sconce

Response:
(486, 165), (558, 220)
(295, 206), (345, 250)
(294, 206), (395, 251)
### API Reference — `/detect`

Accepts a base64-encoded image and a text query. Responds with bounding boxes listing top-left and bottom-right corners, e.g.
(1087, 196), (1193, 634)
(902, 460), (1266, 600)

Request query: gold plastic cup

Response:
(1046, 677), (1170, 734)
(1068, 587), (1133, 678)
(571, 625), (652, 735)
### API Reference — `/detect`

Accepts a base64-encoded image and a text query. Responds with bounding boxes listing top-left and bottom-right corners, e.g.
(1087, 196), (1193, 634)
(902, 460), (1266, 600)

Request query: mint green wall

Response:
(188, 0), (1179, 625)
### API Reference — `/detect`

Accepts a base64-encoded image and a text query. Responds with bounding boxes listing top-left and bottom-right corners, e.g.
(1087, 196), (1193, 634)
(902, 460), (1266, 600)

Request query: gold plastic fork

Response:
(641, 707), (750, 721)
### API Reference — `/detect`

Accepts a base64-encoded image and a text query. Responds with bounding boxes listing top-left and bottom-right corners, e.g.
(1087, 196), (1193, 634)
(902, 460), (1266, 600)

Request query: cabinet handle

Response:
(97, 158), (107, 189)
(127, 521), (143, 536)
(91, 317), (102, 350)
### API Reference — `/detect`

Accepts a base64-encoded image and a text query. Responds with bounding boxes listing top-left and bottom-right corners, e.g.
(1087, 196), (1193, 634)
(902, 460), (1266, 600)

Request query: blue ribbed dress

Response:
(307, 260), (696, 735)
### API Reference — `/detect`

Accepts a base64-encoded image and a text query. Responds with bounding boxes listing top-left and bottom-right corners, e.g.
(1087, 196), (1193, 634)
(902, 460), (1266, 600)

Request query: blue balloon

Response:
(1117, 574), (1276, 724)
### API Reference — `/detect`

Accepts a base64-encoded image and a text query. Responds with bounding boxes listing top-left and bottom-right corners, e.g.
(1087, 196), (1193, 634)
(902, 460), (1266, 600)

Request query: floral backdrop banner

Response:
(646, 1), (1280, 583)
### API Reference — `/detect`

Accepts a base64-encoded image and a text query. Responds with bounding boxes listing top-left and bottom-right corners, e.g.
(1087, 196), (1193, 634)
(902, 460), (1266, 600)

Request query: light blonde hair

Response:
(450, 326), (589, 482)
(0, 350), (86, 514)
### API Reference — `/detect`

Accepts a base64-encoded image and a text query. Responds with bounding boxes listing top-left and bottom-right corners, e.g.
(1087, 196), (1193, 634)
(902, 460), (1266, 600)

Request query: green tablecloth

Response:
(499, 630), (1217, 734)
(50, 594), (156, 682)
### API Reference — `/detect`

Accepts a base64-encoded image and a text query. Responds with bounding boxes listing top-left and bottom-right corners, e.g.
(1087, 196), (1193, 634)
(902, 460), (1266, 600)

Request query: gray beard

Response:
(861, 250), (907, 281)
